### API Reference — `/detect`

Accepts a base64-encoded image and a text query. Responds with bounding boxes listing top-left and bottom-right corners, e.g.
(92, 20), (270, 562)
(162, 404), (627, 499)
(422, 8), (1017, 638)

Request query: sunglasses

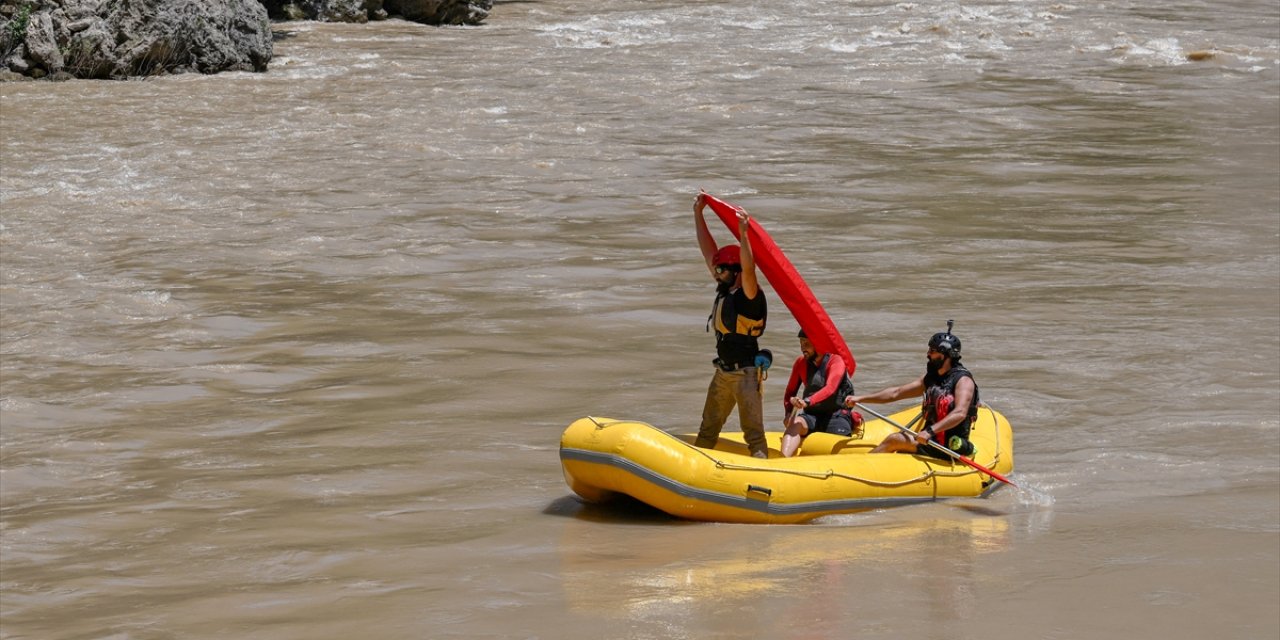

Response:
(715, 264), (741, 274)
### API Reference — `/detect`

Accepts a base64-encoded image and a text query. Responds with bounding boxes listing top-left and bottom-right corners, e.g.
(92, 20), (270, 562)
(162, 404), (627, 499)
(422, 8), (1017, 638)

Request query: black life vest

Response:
(922, 364), (979, 445)
(709, 286), (767, 367)
(802, 354), (854, 415)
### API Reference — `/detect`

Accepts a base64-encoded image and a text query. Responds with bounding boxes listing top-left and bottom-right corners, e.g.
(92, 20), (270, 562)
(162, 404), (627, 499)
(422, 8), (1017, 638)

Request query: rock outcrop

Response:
(0, 0), (494, 80)
(258, 0), (492, 26)
(259, 0), (385, 23)
(1, 0), (273, 79)
(384, 0), (491, 25)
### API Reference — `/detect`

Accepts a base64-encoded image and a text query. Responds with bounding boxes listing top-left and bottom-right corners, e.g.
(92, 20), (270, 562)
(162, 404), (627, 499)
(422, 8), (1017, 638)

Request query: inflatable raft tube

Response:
(559, 405), (1013, 524)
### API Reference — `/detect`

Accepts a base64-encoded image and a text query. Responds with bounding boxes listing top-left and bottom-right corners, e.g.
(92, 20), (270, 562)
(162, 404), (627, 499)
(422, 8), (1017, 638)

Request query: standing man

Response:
(846, 322), (980, 458)
(779, 329), (856, 457)
(693, 192), (770, 459)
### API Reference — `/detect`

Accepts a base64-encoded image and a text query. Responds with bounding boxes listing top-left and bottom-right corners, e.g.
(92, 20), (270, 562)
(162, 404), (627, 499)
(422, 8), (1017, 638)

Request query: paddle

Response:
(786, 395), (802, 423)
(853, 402), (1018, 488)
(778, 393), (805, 457)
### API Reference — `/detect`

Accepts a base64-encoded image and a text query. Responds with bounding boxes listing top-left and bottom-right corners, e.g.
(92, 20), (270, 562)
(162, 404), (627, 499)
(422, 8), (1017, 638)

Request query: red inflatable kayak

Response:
(702, 193), (855, 376)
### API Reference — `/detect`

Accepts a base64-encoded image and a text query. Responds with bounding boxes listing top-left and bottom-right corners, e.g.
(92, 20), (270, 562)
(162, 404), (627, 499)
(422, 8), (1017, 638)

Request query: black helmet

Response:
(928, 320), (962, 360)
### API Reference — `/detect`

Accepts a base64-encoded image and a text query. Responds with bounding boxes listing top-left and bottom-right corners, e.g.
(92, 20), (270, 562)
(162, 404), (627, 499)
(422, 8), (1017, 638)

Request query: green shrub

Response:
(6, 3), (32, 43)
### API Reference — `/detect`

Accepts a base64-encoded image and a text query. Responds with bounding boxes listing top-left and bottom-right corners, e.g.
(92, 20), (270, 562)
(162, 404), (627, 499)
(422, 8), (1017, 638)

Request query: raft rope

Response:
(712, 460), (972, 488)
(583, 416), (977, 488)
(583, 408), (1005, 488)
(974, 402), (1003, 460)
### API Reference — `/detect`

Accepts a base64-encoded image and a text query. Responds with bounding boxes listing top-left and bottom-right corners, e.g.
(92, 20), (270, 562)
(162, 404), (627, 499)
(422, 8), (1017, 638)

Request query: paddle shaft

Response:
(786, 394), (802, 424)
(853, 403), (1017, 488)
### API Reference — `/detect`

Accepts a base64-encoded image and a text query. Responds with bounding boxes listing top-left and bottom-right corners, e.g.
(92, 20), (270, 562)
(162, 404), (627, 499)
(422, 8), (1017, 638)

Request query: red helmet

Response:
(713, 245), (741, 266)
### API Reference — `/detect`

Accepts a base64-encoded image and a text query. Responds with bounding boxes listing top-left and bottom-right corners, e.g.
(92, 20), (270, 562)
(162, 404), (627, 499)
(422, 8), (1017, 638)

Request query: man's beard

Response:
(926, 358), (944, 374)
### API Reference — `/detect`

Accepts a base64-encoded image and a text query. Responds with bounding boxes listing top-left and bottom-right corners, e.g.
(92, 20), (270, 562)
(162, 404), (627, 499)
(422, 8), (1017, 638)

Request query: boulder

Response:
(261, 0), (489, 25)
(107, 0), (273, 75)
(261, 0), (384, 23)
(21, 11), (60, 71)
(383, 0), (491, 25)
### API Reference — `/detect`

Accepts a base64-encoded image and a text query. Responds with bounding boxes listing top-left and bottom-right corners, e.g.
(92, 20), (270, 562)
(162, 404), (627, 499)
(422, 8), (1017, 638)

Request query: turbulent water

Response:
(2, 1), (1278, 639)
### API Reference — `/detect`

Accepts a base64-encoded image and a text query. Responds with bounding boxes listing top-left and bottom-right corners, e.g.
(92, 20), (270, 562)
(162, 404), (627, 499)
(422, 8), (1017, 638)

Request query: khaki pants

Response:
(695, 367), (767, 456)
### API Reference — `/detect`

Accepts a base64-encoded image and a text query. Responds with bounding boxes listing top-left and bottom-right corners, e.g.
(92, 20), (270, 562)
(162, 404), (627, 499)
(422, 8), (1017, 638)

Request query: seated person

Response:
(779, 329), (857, 457)
(846, 324), (979, 458)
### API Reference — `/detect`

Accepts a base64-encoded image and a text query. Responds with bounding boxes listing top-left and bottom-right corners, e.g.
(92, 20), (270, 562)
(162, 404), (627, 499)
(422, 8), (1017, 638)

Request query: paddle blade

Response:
(950, 450), (1018, 488)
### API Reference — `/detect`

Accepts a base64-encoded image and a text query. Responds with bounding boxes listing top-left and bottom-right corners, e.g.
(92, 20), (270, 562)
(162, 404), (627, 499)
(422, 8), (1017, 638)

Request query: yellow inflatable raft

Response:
(559, 405), (1014, 524)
